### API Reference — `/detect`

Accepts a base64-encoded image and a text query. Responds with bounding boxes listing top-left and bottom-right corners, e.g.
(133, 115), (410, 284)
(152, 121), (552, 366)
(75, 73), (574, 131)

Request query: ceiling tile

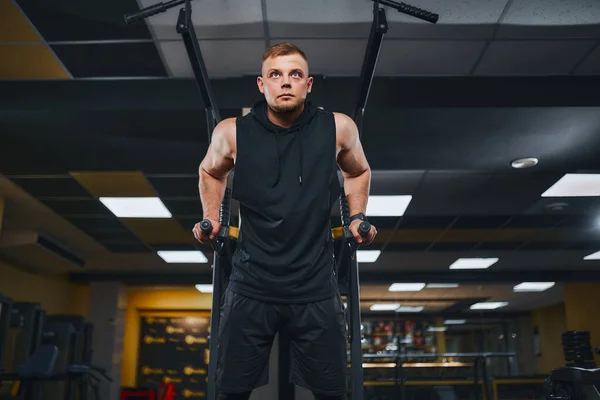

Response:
(141, 0), (264, 40)
(397, 216), (455, 229)
(385, 0), (508, 39)
(273, 39), (367, 77)
(384, 242), (431, 251)
(497, 0), (600, 39)
(407, 172), (492, 215)
(370, 170), (424, 195)
(162, 199), (203, 216)
(101, 242), (152, 253)
(524, 197), (600, 216)
(266, 0), (371, 38)
(452, 215), (511, 229)
(467, 172), (567, 215)
(147, 176), (199, 198)
(574, 44), (600, 74)
(52, 43), (167, 78)
(15, 0), (153, 41)
(429, 242), (478, 252)
(474, 40), (596, 75)
(40, 199), (110, 216)
(85, 229), (142, 242)
(376, 40), (486, 75)
(503, 215), (562, 229)
(160, 39), (265, 78)
(9, 177), (91, 197)
(66, 216), (127, 231)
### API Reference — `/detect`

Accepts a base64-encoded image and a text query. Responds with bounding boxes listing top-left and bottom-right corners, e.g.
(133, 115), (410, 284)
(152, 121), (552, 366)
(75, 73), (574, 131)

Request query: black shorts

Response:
(216, 287), (347, 395)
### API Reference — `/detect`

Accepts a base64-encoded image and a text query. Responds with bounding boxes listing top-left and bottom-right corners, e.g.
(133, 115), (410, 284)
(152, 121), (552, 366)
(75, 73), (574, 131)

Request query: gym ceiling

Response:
(1, 0), (600, 315)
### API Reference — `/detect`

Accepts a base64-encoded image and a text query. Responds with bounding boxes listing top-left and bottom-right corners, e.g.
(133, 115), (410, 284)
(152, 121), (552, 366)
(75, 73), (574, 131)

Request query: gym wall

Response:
(121, 287), (213, 388)
(0, 259), (89, 316)
(564, 283), (600, 367)
(532, 302), (566, 374)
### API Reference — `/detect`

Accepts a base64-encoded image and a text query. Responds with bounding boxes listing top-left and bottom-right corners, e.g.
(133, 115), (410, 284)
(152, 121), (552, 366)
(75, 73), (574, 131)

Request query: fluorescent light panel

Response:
(99, 197), (172, 218)
(449, 258), (498, 270)
(357, 250), (381, 263)
(470, 302), (508, 310)
(370, 303), (400, 311)
(444, 319), (466, 325)
(195, 284), (213, 293)
(584, 251), (600, 260)
(367, 195), (412, 216)
(157, 250), (208, 263)
(396, 306), (423, 313)
(388, 283), (426, 292)
(427, 327), (448, 332)
(513, 282), (555, 292)
(426, 283), (460, 288)
(541, 174), (600, 197)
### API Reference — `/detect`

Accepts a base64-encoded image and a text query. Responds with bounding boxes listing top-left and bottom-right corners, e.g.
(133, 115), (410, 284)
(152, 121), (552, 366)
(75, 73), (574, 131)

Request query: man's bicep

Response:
(335, 113), (369, 177)
(200, 118), (236, 179)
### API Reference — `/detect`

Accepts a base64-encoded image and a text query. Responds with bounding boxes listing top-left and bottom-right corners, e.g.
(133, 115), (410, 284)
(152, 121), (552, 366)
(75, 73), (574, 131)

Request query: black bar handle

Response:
(123, 0), (185, 24)
(377, 0), (439, 24)
(199, 219), (212, 236)
(358, 221), (371, 237)
(396, 1), (439, 23)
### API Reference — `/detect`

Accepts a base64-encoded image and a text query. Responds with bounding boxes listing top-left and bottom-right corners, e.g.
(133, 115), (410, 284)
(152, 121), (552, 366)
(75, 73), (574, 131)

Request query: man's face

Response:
(258, 54), (313, 113)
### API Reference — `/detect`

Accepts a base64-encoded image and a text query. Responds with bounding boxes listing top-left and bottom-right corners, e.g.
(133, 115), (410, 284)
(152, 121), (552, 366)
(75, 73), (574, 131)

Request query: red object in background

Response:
(159, 383), (175, 400)
(120, 389), (156, 400)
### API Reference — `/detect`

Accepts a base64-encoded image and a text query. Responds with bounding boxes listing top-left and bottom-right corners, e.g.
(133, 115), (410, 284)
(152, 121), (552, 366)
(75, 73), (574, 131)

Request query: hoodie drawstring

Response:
(272, 133), (281, 188)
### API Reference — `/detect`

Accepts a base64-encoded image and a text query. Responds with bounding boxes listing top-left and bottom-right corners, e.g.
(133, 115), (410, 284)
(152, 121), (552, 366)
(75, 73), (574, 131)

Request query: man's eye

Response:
(271, 73), (280, 78)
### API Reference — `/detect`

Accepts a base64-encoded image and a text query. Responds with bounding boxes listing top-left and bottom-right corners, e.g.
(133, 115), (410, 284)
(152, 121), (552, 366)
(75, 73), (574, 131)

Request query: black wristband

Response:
(349, 213), (367, 223)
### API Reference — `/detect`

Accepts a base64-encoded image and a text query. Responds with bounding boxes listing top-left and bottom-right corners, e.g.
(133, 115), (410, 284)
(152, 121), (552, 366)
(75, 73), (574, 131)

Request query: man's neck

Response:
(267, 103), (304, 129)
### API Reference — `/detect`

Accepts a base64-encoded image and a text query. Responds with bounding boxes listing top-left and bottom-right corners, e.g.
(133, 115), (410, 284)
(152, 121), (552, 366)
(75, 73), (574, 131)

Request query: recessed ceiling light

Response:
(99, 197), (172, 218)
(370, 303), (400, 311)
(444, 319), (466, 325)
(395, 306), (424, 313)
(366, 195), (412, 217)
(157, 250), (208, 263)
(449, 258), (498, 269)
(513, 282), (555, 292)
(426, 283), (460, 288)
(541, 174), (600, 197)
(388, 283), (426, 292)
(584, 250), (600, 260)
(195, 284), (213, 293)
(511, 157), (538, 169)
(357, 250), (381, 263)
(470, 302), (508, 310)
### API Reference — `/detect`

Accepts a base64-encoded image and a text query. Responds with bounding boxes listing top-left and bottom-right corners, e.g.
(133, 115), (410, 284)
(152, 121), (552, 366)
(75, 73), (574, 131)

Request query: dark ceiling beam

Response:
(2, 75), (600, 112)
(69, 269), (600, 284)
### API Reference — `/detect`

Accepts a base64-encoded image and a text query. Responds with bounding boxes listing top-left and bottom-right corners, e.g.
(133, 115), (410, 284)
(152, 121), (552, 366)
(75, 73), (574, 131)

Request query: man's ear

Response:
(307, 76), (313, 93)
(257, 76), (264, 94)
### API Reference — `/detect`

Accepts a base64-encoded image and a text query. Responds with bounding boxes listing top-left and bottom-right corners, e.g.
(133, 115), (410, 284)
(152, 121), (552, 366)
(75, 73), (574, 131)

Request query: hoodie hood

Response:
(250, 98), (319, 187)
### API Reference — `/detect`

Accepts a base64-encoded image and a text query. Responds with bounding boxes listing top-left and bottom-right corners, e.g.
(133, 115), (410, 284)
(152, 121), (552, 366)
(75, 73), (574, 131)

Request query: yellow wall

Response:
(121, 288), (213, 387)
(0, 260), (89, 316)
(564, 283), (600, 366)
(532, 302), (566, 374)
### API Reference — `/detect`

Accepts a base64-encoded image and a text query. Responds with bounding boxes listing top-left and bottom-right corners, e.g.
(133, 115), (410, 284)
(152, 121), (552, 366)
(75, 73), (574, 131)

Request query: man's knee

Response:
(217, 391), (252, 400)
(313, 393), (348, 400)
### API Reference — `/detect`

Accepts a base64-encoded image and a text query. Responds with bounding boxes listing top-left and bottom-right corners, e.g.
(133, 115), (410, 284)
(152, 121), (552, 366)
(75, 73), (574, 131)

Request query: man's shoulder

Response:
(331, 112), (356, 133)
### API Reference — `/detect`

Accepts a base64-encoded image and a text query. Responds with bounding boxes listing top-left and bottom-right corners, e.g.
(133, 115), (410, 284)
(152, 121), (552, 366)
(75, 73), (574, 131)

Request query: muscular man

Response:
(193, 42), (377, 400)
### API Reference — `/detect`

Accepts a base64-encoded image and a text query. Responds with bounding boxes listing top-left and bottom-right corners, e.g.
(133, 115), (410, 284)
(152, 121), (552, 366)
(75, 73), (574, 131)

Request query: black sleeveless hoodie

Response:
(229, 99), (341, 303)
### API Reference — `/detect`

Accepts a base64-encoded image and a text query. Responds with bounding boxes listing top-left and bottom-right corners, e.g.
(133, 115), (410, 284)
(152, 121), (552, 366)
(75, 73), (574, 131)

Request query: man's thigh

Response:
(216, 288), (280, 393)
(286, 294), (348, 396)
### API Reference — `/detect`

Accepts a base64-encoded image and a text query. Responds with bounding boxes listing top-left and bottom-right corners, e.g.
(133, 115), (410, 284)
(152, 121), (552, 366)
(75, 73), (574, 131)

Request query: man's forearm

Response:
(343, 169), (371, 217)
(199, 168), (228, 222)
